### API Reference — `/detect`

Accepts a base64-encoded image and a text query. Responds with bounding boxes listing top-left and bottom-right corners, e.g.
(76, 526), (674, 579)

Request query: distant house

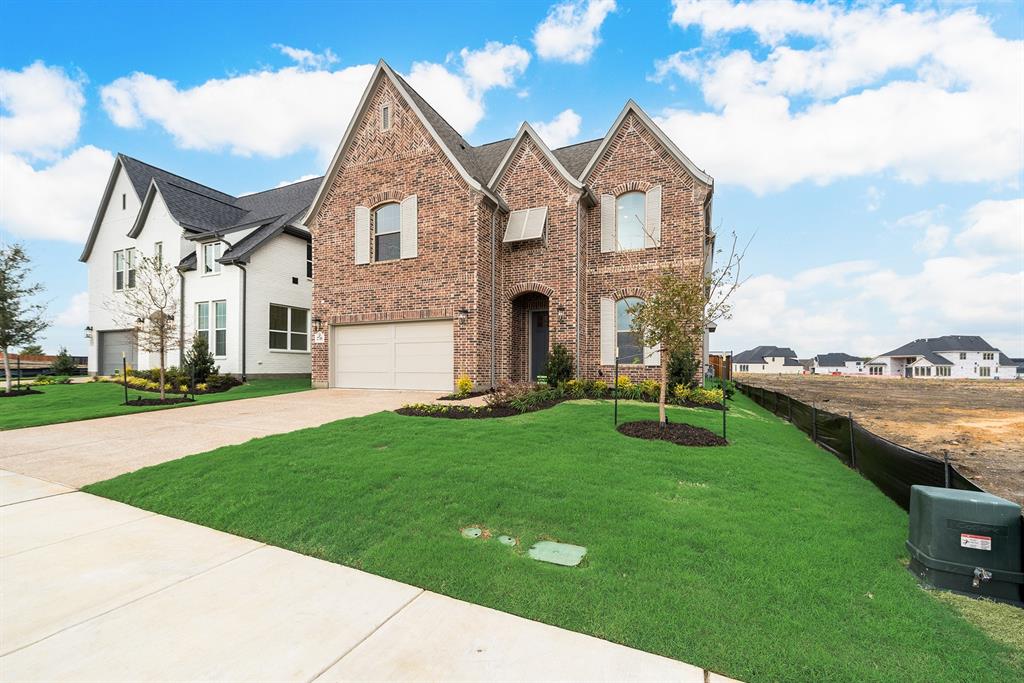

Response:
(813, 352), (866, 375)
(867, 335), (1018, 379)
(733, 346), (803, 374)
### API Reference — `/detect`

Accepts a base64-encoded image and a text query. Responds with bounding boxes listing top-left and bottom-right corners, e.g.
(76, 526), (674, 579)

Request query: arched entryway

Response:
(509, 291), (550, 382)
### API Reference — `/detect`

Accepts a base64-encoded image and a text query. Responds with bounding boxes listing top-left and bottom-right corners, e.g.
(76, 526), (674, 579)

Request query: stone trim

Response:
(505, 281), (555, 301)
(328, 308), (454, 325)
(609, 180), (654, 196)
(367, 189), (406, 207)
(610, 286), (650, 300)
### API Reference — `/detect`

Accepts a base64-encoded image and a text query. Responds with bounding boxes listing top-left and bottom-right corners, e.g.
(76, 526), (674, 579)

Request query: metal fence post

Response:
(811, 403), (817, 442)
(943, 452), (950, 488)
(848, 412), (857, 470)
(122, 354), (128, 405)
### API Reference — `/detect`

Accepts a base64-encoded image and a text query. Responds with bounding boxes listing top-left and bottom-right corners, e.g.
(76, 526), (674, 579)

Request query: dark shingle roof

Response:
(473, 138), (515, 182)
(552, 139), (603, 178)
(916, 352), (954, 366)
(734, 346), (798, 364)
(880, 335), (997, 357)
(120, 155), (236, 206)
(815, 352), (863, 367)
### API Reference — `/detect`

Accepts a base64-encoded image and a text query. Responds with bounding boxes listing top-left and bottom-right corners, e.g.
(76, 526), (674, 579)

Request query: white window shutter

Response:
(600, 194), (615, 253)
(645, 342), (661, 367)
(600, 297), (615, 365)
(400, 194), (418, 259)
(645, 185), (662, 248)
(354, 206), (370, 264)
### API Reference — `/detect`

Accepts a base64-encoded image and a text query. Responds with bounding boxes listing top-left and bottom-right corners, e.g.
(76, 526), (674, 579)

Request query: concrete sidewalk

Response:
(0, 388), (439, 488)
(0, 471), (737, 682)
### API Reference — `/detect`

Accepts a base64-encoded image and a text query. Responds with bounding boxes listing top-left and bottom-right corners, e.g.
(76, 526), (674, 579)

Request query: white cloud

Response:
(716, 199), (1024, 357)
(955, 198), (1024, 254)
(0, 61), (86, 160)
(55, 291), (89, 327)
(272, 44), (338, 69)
(460, 42), (530, 92)
(101, 64), (375, 161)
(649, 51), (700, 83)
(534, 0), (616, 64)
(865, 186), (883, 212)
(655, 1), (1024, 193)
(531, 109), (582, 148)
(0, 146), (115, 242)
(890, 207), (951, 256)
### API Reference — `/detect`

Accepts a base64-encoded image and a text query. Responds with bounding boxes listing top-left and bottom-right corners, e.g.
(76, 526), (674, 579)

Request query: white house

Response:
(733, 346), (804, 374)
(80, 154), (319, 378)
(813, 352), (866, 375)
(867, 335), (1019, 379)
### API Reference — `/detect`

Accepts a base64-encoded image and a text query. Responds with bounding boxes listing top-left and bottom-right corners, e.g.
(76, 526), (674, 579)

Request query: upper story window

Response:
(381, 103), (391, 131)
(982, 352), (994, 360)
(202, 242), (223, 275)
(122, 193), (126, 210)
(306, 241), (313, 278)
(374, 203), (401, 262)
(113, 248), (136, 291)
(615, 192), (646, 251)
(959, 352), (967, 359)
(154, 242), (163, 267)
(616, 297), (644, 364)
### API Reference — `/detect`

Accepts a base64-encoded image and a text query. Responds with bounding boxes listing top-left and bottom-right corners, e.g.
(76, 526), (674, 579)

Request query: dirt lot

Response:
(735, 374), (1024, 504)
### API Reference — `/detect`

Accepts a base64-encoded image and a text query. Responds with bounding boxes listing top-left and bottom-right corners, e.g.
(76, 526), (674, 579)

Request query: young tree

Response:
(629, 232), (748, 424)
(51, 346), (78, 375)
(19, 343), (44, 356)
(0, 244), (49, 393)
(107, 254), (180, 400)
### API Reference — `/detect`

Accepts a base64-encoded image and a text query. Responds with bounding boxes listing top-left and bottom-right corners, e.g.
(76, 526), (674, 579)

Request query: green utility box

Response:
(907, 485), (1022, 604)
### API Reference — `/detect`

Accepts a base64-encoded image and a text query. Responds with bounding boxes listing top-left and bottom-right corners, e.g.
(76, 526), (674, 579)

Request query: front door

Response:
(529, 310), (549, 381)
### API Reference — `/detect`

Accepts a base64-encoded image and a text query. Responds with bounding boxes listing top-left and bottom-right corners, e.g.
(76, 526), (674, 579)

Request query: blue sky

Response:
(2, 0), (1022, 358)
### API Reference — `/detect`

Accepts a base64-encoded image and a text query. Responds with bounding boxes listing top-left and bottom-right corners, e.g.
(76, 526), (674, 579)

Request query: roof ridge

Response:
(161, 179), (246, 210)
(390, 69), (478, 160)
(552, 137), (602, 151)
(239, 175), (325, 198)
(119, 153), (237, 200)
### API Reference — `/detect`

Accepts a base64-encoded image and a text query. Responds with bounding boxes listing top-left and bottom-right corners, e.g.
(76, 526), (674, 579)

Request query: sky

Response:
(1, 0), (1022, 359)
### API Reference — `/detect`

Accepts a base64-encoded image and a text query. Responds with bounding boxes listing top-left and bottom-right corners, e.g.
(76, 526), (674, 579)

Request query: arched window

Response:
(374, 202), (401, 262)
(615, 192), (646, 251)
(616, 297), (644, 364)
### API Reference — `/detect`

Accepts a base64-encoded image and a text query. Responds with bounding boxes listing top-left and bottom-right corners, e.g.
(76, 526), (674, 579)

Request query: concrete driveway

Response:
(0, 389), (436, 488)
(0, 471), (727, 682)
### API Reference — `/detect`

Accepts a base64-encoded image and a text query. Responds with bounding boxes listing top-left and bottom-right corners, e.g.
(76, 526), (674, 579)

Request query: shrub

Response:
(455, 374), (474, 396)
(545, 343), (574, 387)
(615, 375), (633, 392)
(668, 348), (700, 390)
(563, 378), (586, 399)
(206, 373), (242, 392)
(638, 379), (660, 401)
(182, 335), (218, 383)
(589, 379), (609, 397)
(34, 375), (71, 385)
(671, 384), (691, 403)
(688, 387), (724, 406)
(51, 347), (78, 375)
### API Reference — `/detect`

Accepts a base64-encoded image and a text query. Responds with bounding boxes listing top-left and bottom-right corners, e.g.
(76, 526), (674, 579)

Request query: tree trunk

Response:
(159, 342), (166, 401)
(3, 347), (11, 394)
(659, 347), (668, 425)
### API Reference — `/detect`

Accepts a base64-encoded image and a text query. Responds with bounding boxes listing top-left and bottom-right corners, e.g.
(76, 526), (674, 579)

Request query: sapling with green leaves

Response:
(0, 244), (49, 393)
(628, 232), (748, 424)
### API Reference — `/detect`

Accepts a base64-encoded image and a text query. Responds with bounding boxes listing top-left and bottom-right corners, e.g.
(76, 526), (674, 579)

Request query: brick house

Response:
(305, 61), (714, 391)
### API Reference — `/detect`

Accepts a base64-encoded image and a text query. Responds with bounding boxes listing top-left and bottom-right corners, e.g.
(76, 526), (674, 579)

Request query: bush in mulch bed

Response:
(123, 396), (196, 407)
(396, 403), (528, 419)
(1, 388), (44, 398)
(435, 390), (492, 401)
(616, 420), (728, 447)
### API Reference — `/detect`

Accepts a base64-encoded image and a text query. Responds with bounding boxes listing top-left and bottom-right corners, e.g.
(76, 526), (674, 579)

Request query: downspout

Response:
(491, 209), (497, 388)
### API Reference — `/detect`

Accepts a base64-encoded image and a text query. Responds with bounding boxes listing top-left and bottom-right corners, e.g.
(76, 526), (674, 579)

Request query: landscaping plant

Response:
(0, 244), (49, 394)
(545, 343), (574, 387)
(50, 346), (78, 375)
(455, 373), (474, 397)
(182, 333), (218, 384)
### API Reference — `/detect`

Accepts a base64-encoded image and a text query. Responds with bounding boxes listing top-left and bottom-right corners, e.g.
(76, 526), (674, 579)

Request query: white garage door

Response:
(333, 320), (454, 391)
(98, 330), (137, 376)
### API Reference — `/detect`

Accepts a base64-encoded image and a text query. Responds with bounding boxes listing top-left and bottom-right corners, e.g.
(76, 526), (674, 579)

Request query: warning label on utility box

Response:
(960, 534), (992, 551)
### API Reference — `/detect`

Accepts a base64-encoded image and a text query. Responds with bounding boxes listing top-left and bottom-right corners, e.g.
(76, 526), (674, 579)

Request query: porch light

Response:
(707, 322), (717, 333)
(84, 325), (93, 340)
(457, 308), (470, 323)
(312, 316), (324, 331)
(556, 304), (566, 323)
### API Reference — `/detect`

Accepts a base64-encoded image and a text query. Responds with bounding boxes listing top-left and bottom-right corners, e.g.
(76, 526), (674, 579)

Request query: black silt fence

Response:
(735, 381), (994, 512)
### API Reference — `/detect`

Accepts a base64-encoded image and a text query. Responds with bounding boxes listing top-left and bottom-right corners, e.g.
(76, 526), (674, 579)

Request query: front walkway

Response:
(0, 471), (734, 682)
(0, 389), (440, 487)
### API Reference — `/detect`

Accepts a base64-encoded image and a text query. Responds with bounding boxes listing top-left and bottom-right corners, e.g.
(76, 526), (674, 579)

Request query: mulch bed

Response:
(1, 388), (43, 398)
(396, 398), (565, 419)
(436, 390), (492, 401)
(617, 420), (728, 447)
(123, 396), (196, 407)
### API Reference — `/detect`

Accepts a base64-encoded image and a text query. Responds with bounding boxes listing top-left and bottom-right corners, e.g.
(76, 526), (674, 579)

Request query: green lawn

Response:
(84, 395), (1022, 682)
(0, 378), (311, 430)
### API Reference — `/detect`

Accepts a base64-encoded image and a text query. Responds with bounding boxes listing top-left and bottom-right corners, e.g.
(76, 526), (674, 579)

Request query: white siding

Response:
(244, 233), (313, 376)
(183, 258), (241, 374)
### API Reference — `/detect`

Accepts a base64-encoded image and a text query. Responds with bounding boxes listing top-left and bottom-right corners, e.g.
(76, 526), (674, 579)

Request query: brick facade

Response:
(311, 66), (711, 389)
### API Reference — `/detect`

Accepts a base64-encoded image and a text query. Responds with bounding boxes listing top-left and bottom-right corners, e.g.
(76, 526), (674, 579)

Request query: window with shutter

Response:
(354, 206), (370, 264)
(400, 194), (418, 259)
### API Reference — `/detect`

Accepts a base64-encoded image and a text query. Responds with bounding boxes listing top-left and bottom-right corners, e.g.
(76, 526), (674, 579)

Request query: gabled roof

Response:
(579, 100), (713, 186)
(304, 60), (508, 225)
(488, 122), (584, 190)
(879, 335), (997, 357)
(910, 352), (954, 366)
(552, 138), (602, 178)
(815, 352), (863, 366)
(79, 153), (319, 264)
(734, 345), (798, 364)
